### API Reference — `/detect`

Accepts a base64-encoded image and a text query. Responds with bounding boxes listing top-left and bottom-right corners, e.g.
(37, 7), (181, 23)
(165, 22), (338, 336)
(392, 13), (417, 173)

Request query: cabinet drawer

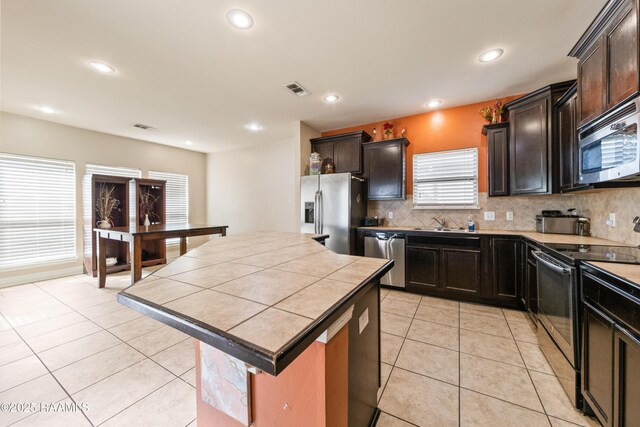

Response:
(582, 271), (640, 336)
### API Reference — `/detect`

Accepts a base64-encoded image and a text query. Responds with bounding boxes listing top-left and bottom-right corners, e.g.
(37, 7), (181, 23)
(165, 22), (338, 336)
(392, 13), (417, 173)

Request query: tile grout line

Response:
(458, 300), (461, 427)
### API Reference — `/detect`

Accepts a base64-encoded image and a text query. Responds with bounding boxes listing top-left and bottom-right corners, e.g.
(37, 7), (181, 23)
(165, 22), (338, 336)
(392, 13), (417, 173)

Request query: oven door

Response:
(533, 250), (578, 367)
(578, 112), (640, 184)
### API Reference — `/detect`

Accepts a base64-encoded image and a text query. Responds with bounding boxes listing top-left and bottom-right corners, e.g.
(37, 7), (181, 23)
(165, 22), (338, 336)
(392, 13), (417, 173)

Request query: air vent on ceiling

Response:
(283, 81), (310, 97)
(132, 123), (155, 130)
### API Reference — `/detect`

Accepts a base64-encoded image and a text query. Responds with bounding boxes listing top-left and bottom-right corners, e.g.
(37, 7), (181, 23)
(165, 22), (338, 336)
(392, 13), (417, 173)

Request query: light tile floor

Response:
(377, 289), (602, 427)
(0, 269), (195, 427)
(0, 273), (603, 427)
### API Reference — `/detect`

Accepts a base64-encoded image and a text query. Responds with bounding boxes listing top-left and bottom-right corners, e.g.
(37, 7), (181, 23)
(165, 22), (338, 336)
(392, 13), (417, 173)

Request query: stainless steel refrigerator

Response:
(300, 173), (366, 255)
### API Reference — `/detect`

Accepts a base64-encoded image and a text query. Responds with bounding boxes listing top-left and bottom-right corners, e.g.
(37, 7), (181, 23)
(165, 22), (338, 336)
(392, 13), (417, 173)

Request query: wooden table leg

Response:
(179, 236), (188, 256)
(130, 235), (142, 284)
(220, 228), (226, 237)
(97, 232), (106, 289)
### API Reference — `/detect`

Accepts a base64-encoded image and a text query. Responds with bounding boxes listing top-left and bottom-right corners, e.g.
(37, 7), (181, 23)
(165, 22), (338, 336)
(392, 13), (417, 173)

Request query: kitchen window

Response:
(149, 171), (188, 245)
(0, 153), (76, 268)
(413, 147), (478, 209)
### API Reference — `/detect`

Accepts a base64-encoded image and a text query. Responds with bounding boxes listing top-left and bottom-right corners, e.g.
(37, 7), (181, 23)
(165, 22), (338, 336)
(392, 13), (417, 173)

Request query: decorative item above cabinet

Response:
(569, 0), (639, 128)
(310, 131), (372, 175)
(482, 122), (510, 197)
(505, 80), (575, 196)
(362, 138), (410, 200)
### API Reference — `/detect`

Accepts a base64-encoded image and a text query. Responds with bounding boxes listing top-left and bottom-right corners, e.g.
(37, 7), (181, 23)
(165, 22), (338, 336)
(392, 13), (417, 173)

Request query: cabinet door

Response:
(613, 326), (640, 427)
(606, 0), (638, 109)
(406, 247), (439, 290)
(526, 259), (538, 318)
(333, 138), (362, 174)
(582, 302), (614, 427)
(492, 238), (520, 299)
(312, 141), (333, 165)
(558, 94), (577, 191)
(441, 248), (481, 295)
(364, 142), (404, 200)
(487, 127), (510, 196)
(578, 41), (606, 126)
(509, 99), (550, 195)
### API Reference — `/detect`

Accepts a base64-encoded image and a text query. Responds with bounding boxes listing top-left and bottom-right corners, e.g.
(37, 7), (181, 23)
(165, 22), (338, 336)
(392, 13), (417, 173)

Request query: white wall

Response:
(0, 112), (207, 285)
(206, 137), (299, 234)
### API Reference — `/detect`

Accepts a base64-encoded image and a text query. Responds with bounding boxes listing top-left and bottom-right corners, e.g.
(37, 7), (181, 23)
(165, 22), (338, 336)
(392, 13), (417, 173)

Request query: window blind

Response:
(413, 148), (478, 209)
(0, 153), (76, 268)
(149, 171), (188, 246)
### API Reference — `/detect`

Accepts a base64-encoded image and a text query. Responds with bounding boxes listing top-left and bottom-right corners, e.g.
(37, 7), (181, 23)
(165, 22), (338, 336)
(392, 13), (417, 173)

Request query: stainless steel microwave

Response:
(578, 99), (640, 184)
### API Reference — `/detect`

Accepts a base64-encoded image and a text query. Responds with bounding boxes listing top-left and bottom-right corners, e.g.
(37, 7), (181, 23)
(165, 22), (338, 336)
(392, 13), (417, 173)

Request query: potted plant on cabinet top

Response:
(96, 184), (120, 229)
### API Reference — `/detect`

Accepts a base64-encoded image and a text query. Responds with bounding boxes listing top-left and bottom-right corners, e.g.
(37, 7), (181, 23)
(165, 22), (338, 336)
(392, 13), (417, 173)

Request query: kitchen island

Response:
(118, 231), (392, 427)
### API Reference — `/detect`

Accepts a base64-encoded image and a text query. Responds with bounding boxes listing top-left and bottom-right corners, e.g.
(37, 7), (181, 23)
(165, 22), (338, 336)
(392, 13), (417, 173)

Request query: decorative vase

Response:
(97, 219), (111, 229)
(144, 214), (151, 226)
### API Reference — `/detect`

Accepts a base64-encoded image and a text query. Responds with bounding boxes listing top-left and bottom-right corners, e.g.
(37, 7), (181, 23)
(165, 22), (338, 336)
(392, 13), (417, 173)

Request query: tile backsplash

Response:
(368, 188), (640, 246)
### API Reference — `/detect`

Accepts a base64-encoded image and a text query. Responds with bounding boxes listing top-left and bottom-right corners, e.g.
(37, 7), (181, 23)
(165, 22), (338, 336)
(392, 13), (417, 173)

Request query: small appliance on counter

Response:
(535, 209), (591, 236)
(362, 216), (380, 227)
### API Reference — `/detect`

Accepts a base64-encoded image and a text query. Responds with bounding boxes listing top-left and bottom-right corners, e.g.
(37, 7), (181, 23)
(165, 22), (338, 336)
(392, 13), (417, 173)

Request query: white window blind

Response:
(0, 153), (76, 268)
(148, 171), (188, 225)
(413, 148), (478, 209)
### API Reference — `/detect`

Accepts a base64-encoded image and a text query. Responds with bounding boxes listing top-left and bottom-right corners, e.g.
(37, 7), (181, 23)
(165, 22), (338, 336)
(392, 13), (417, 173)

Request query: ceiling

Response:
(1, 0), (605, 153)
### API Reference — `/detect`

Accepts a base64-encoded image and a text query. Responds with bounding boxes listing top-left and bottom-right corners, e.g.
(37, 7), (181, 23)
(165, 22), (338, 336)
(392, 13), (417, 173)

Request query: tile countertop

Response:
(358, 226), (627, 246)
(587, 262), (640, 286)
(117, 231), (392, 376)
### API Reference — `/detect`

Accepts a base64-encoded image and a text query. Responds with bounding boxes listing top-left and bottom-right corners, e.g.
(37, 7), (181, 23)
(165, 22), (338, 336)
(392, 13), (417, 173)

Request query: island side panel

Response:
(194, 326), (350, 427)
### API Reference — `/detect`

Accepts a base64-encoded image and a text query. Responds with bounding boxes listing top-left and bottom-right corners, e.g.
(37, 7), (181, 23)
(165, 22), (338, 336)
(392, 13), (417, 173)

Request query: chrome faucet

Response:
(432, 217), (447, 229)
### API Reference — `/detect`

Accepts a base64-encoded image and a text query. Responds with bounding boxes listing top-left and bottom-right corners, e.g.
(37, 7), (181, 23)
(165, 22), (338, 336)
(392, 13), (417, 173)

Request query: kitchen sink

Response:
(413, 227), (466, 232)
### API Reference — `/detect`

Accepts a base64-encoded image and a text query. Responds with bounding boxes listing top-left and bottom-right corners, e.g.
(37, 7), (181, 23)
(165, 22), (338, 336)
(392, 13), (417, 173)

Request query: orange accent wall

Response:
(321, 96), (521, 194)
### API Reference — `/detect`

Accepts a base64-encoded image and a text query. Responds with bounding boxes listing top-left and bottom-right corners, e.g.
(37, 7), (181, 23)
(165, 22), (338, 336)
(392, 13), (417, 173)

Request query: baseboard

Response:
(0, 265), (84, 288)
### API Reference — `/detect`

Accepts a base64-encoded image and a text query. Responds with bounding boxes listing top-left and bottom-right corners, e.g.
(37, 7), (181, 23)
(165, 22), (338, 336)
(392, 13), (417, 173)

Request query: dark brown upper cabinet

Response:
(505, 81), (575, 195)
(570, 0), (639, 128)
(482, 123), (509, 197)
(310, 131), (372, 175)
(362, 138), (410, 200)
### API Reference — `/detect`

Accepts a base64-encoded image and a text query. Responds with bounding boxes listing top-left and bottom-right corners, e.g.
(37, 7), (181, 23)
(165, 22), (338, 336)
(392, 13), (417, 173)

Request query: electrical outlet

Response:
(484, 211), (496, 221)
(506, 211), (514, 221)
(606, 213), (616, 227)
(388, 211), (393, 219)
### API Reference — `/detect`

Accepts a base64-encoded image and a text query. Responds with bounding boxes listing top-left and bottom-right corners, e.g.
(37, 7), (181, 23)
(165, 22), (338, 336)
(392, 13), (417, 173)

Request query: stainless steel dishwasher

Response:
(364, 232), (405, 288)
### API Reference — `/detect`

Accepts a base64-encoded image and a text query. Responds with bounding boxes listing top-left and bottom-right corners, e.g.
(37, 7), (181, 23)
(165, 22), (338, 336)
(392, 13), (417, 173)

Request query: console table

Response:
(94, 224), (228, 288)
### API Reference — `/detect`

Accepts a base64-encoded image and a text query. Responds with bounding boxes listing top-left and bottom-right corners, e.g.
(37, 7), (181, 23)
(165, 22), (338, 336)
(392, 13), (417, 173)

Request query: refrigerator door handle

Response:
(318, 190), (324, 234)
(314, 191), (320, 234)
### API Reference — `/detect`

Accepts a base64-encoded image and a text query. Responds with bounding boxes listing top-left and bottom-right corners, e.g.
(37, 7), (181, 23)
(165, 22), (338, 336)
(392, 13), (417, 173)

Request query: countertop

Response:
(117, 231), (391, 375)
(358, 226), (627, 246)
(587, 261), (640, 285)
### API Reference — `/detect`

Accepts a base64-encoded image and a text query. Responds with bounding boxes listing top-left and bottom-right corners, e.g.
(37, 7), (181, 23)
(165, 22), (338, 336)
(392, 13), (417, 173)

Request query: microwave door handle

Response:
(531, 251), (571, 275)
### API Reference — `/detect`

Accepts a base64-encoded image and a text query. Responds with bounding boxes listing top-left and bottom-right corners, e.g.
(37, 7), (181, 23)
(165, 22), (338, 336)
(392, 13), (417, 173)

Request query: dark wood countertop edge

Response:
(117, 258), (394, 376)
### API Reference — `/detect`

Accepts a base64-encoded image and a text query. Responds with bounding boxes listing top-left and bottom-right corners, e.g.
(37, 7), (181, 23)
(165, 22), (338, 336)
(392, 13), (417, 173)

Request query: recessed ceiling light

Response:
(88, 60), (116, 73)
(37, 106), (56, 114)
(226, 9), (254, 30)
(323, 94), (340, 103)
(478, 48), (504, 63)
(246, 123), (263, 131)
(427, 100), (442, 108)
(184, 140), (193, 146)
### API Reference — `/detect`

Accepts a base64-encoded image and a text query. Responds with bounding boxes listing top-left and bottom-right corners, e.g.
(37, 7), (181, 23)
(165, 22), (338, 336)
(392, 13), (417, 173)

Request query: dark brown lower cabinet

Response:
(582, 302), (614, 427)
(406, 236), (482, 298)
(613, 326), (640, 427)
(491, 238), (520, 299)
(441, 248), (481, 294)
(581, 265), (640, 427)
(406, 246), (439, 290)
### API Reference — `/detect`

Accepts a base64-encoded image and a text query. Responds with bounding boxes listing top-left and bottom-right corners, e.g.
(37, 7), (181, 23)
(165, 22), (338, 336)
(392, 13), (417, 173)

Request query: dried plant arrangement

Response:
(96, 184), (120, 228)
(139, 188), (160, 222)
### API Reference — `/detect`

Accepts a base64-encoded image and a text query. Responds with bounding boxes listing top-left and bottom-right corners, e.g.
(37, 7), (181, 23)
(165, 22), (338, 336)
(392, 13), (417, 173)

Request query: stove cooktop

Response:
(543, 243), (640, 265)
